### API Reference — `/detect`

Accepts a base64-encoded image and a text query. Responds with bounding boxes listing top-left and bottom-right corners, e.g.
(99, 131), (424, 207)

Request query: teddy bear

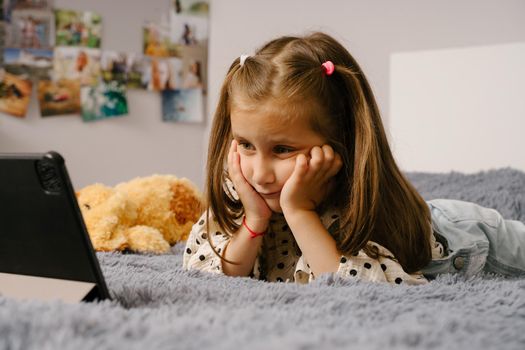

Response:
(76, 175), (203, 254)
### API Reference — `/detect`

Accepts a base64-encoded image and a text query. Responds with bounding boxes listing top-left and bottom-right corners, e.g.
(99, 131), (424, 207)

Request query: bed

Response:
(1, 168), (524, 349)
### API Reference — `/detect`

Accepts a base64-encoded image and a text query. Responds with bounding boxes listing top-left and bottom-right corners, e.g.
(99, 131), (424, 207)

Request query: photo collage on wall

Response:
(144, 0), (208, 123)
(0, 0), (209, 123)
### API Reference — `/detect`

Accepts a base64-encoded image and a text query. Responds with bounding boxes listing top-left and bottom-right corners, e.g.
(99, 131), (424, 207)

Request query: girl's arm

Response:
(285, 209), (340, 277)
(280, 145), (343, 278)
(282, 146), (428, 284)
(183, 211), (264, 278)
(287, 210), (428, 284)
(221, 217), (267, 277)
(222, 140), (273, 277)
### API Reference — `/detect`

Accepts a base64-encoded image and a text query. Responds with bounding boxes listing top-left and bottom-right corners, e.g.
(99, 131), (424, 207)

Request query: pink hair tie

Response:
(322, 61), (335, 75)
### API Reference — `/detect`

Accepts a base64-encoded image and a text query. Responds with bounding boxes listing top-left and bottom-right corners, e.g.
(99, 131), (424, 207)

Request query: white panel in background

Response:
(389, 42), (525, 173)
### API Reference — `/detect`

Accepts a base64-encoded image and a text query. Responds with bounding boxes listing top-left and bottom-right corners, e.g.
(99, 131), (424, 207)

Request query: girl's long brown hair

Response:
(205, 32), (432, 273)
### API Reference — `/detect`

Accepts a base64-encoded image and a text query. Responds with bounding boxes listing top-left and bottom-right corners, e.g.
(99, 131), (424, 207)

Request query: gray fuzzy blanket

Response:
(1, 168), (525, 350)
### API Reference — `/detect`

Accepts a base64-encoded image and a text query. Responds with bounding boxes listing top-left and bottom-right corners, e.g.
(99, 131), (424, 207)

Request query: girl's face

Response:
(230, 101), (326, 212)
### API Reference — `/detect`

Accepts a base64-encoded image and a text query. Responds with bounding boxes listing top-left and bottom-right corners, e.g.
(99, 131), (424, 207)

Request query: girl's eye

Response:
(274, 146), (294, 154)
(239, 142), (254, 150)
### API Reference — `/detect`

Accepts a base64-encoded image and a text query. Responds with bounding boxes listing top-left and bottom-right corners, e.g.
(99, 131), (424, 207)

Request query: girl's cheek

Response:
(279, 158), (297, 182)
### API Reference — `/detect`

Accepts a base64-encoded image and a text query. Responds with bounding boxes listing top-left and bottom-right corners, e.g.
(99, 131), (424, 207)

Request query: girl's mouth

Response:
(259, 190), (281, 199)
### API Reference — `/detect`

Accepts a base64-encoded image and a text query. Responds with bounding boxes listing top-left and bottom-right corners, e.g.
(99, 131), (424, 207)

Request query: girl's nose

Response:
(252, 156), (275, 186)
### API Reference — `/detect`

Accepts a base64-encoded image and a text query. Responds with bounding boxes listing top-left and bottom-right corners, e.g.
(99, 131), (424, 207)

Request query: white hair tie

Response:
(240, 54), (250, 67)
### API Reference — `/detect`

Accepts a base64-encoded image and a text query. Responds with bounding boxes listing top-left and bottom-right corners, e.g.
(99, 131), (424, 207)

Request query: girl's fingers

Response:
(232, 151), (245, 184)
(291, 153), (309, 182)
(326, 152), (343, 178)
(310, 144), (338, 180)
(227, 140), (237, 177)
(308, 146), (324, 175)
(312, 144), (341, 181)
(228, 140), (246, 186)
(319, 145), (334, 177)
(322, 145), (334, 165)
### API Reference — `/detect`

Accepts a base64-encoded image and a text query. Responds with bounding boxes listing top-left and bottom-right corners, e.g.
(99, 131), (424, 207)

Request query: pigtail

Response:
(329, 63), (432, 273)
(331, 65), (382, 249)
(204, 60), (244, 266)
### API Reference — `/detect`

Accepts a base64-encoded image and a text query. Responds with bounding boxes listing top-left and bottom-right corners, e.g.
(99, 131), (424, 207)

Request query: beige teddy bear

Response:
(76, 175), (203, 254)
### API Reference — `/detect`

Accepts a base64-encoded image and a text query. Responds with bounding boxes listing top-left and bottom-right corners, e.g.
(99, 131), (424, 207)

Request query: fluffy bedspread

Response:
(1, 168), (524, 350)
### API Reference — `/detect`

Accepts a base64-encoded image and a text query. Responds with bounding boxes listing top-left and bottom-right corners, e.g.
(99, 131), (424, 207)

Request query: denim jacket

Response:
(421, 199), (525, 279)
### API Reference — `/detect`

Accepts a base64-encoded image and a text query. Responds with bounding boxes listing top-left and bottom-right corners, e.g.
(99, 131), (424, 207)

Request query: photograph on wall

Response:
(3, 47), (52, 79)
(0, 69), (32, 118)
(143, 21), (181, 58)
(161, 88), (203, 123)
(53, 46), (101, 86)
(37, 78), (80, 116)
(142, 56), (182, 91)
(169, 0), (208, 97)
(100, 50), (127, 84)
(125, 53), (147, 89)
(170, 0), (208, 46)
(55, 9), (102, 48)
(81, 80), (128, 122)
(8, 8), (53, 48)
(180, 58), (203, 89)
(2, 0), (52, 23)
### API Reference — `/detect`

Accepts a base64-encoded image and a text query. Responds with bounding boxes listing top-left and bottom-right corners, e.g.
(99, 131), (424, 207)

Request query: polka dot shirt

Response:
(183, 208), (445, 285)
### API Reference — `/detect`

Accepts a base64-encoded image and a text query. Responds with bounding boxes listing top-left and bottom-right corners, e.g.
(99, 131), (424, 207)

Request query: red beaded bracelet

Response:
(242, 216), (267, 239)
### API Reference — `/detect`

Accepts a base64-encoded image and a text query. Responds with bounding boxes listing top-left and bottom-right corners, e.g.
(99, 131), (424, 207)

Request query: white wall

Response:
(390, 42), (525, 172)
(1, 0), (524, 191)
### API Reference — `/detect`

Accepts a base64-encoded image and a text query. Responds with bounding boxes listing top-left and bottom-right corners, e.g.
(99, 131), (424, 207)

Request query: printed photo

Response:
(142, 56), (182, 91)
(143, 21), (181, 57)
(162, 88), (203, 123)
(181, 58), (203, 89)
(81, 80), (128, 122)
(172, 0), (209, 16)
(100, 50), (127, 84)
(170, 0), (209, 46)
(2, 0), (51, 22)
(55, 9), (102, 48)
(125, 53), (147, 89)
(37, 78), (80, 117)
(176, 42), (207, 93)
(9, 8), (53, 48)
(53, 46), (101, 86)
(3, 47), (52, 79)
(0, 69), (33, 118)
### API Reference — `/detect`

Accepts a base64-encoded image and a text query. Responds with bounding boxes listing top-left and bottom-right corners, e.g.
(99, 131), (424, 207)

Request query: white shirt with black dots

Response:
(183, 209), (445, 285)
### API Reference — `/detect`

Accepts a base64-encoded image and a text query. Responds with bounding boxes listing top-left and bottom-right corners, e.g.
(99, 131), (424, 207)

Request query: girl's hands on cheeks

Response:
(228, 140), (272, 230)
(280, 144), (342, 214)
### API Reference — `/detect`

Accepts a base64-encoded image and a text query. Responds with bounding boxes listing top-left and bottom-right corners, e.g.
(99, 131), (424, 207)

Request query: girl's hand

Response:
(227, 140), (272, 230)
(280, 145), (342, 214)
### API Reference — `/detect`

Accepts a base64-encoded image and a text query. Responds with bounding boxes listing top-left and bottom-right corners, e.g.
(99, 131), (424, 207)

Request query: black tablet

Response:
(0, 151), (110, 302)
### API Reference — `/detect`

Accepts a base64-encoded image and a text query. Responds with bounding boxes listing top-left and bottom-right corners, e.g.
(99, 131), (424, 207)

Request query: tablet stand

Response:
(0, 272), (97, 303)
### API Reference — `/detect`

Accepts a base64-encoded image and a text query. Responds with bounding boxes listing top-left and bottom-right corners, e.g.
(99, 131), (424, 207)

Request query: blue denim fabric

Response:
(421, 199), (525, 279)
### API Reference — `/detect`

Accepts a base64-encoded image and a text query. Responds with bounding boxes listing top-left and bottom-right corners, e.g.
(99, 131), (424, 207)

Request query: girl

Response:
(183, 32), (525, 285)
